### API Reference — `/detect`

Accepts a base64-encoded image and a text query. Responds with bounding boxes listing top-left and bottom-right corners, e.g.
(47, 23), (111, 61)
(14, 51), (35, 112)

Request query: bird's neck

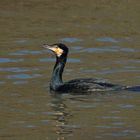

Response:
(50, 57), (67, 90)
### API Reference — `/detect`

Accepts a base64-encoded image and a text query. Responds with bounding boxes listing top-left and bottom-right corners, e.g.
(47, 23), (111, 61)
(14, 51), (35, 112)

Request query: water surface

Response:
(0, 0), (140, 140)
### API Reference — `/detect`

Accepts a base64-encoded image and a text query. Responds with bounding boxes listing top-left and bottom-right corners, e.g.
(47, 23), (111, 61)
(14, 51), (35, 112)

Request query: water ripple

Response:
(39, 58), (81, 63)
(60, 37), (82, 43)
(0, 58), (24, 63)
(96, 37), (132, 43)
(80, 46), (138, 53)
(13, 80), (28, 85)
(118, 104), (135, 109)
(0, 67), (32, 72)
(100, 69), (140, 75)
(96, 37), (119, 43)
(115, 60), (140, 64)
(0, 67), (39, 72)
(100, 116), (121, 119)
(7, 73), (41, 79)
(9, 50), (45, 55)
(96, 125), (120, 129)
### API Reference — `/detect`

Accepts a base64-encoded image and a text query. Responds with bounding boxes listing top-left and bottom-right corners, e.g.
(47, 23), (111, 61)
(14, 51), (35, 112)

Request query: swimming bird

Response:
(43, 43), (139, 93)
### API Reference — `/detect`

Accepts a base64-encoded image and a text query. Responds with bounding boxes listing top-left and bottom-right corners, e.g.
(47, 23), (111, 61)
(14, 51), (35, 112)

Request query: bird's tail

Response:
(125, 86), (140, 92)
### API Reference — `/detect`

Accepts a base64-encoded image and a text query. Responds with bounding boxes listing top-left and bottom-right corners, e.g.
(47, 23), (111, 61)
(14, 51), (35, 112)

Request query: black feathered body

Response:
(52, 78), (126, 93)
(45, 43), (138, 94)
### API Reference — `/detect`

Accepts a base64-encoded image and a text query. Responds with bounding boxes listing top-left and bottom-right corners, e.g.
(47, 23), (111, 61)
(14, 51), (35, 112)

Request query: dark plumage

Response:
(43, 43), (132, 94)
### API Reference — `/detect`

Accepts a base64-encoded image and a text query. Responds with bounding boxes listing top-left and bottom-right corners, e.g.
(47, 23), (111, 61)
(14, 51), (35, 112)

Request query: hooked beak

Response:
(43, 44), (63, 57)
(43, 44), (53, 50)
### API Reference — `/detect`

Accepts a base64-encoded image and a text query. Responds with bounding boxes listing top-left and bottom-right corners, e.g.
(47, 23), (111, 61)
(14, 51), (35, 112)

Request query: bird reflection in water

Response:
(50, 94), (73, 140)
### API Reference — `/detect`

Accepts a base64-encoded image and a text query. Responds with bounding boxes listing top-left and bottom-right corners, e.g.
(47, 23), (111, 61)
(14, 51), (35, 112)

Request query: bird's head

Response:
(43, 43), (69, 58)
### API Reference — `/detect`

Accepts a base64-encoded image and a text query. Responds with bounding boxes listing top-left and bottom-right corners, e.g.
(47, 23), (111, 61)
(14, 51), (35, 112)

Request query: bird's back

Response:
(56, 78), (125, 93)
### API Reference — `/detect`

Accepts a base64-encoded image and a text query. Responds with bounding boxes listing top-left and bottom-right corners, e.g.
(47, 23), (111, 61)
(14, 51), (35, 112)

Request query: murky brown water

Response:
(0, 0), (140, 140)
